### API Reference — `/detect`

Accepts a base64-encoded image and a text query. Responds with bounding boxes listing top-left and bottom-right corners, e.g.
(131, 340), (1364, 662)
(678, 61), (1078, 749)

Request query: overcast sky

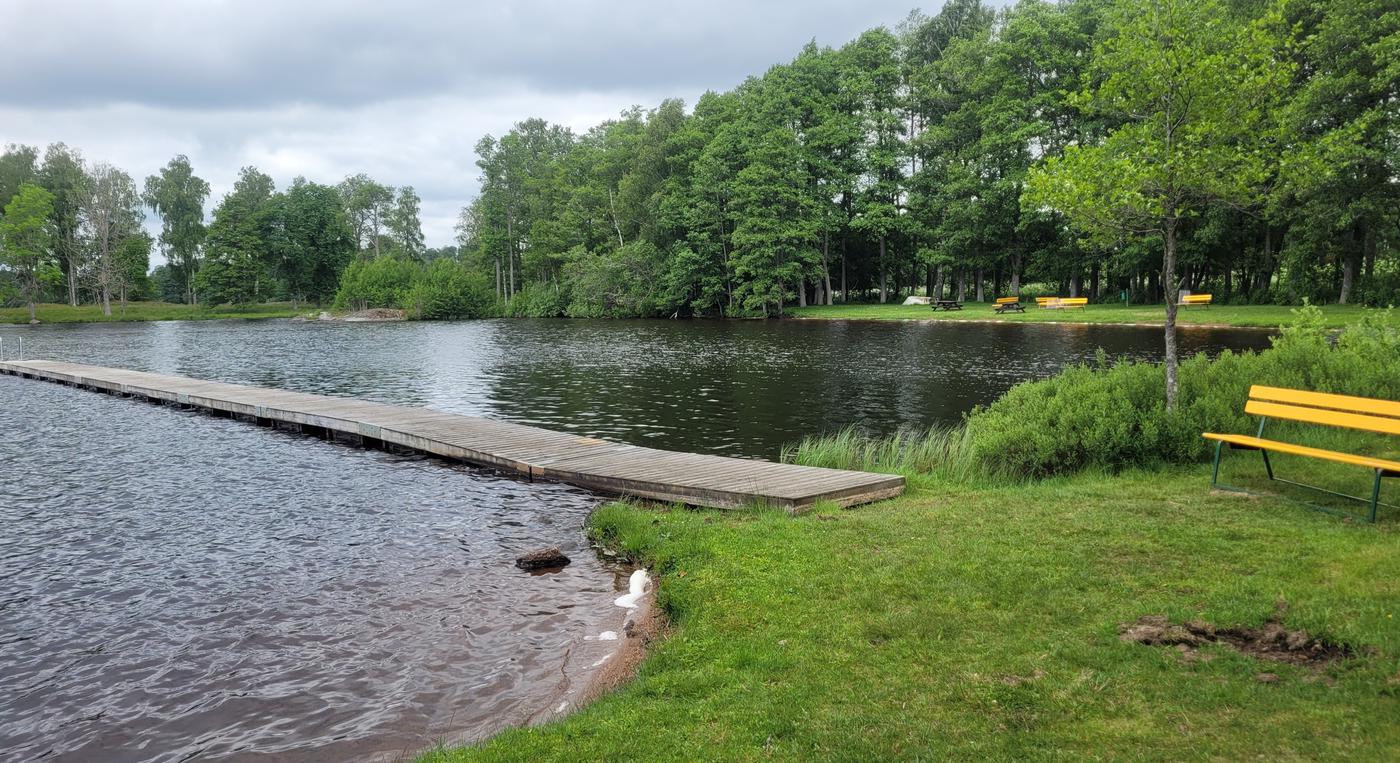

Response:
(2, 0), (928, 251)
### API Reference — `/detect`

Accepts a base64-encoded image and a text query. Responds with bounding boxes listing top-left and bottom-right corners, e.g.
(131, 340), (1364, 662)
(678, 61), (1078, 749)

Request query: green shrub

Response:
(506, 281), (569, 317)
(963, 305), (1400, 478)
(405, 260), (498, 319)
(334, 256), (417, 311)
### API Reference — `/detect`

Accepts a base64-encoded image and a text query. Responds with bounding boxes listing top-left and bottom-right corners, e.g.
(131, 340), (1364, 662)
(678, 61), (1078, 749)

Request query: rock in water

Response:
(515, 546), (571, 570)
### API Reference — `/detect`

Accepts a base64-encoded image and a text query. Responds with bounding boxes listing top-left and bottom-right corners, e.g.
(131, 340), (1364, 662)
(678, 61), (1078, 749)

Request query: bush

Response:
(963, 305), (1400, 478)
(506, 281), (569, 317)
(405, 260), (498, 319)
(335, 257), (417, 311)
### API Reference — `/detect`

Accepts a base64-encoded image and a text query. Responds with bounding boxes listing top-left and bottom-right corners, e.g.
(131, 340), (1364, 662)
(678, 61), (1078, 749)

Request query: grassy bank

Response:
(423, 313), (1399, 760)
(0, 301), (302, 324)
(789, 301), (1392, 328)
(423, 463), (1400, 761)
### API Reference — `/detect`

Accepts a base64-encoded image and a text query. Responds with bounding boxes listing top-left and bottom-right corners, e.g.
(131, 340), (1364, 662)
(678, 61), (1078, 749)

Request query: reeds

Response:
(781, 425), (977, 480)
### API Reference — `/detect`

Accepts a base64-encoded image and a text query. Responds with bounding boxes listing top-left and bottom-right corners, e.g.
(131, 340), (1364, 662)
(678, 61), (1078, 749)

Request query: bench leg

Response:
(1261, 449), (1274, 480)
(1370, 469), (1382, 523)
(1211, 440), (1225, 487)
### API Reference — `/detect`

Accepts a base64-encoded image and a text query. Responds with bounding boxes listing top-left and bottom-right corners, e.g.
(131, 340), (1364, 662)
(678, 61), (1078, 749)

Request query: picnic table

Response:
(993, 297), (1025, 313)
(932, 299), (964, 311)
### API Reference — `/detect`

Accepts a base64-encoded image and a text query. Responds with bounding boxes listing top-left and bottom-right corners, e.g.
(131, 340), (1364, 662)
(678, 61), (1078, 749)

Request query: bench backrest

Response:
(1246, 385), (1400, 436)
(1035, 297), (1059, 305)
(996, 297), (1019, 304)
(1183, 294), (1213, 304)
(1059, 297), (1088, 306)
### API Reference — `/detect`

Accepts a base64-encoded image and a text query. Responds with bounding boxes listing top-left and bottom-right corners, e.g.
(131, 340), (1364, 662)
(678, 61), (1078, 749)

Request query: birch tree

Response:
(83, 163), (144, 316)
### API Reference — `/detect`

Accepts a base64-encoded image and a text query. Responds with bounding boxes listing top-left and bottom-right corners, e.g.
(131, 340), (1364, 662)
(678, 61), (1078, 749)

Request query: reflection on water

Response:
(13, 317), (1273, 458)
(0, 316), (1272, 760)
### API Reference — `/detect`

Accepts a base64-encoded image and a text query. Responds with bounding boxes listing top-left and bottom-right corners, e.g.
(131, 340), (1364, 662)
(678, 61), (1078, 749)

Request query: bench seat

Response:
(1203, 432), (1400, 474)
(1203, 385), (1400, 521)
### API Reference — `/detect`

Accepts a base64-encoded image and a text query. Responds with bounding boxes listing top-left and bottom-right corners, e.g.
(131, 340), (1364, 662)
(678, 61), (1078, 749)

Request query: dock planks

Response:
(0, 360), (904, 511)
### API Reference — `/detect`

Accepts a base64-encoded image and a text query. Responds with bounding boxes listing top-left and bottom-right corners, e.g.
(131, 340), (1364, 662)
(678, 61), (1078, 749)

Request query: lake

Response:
(0, 317), (1273, 760)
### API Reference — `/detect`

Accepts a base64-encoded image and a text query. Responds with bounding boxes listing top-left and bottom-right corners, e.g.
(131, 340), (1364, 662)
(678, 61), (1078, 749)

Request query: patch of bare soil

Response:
(1120, 602), (1352, 669)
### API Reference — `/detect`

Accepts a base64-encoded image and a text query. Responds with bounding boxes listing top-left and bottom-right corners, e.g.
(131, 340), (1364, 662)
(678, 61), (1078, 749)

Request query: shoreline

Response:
(422, 468), (1400, 761)
(785, 301), (1391, 330)
(788, 314), (1280, 331)
(417, 577), (664, 759)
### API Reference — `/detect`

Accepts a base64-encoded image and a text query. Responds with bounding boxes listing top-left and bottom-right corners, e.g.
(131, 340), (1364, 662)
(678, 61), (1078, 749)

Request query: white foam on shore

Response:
(598, 630), (618, 641)
(613, 569), (649, 609)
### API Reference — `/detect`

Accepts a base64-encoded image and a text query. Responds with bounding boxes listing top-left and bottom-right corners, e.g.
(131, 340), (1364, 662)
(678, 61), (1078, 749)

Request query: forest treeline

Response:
(1, 0), (1396, 323)
(460, 0), (1396, 317)
(0, 146), (450, 319)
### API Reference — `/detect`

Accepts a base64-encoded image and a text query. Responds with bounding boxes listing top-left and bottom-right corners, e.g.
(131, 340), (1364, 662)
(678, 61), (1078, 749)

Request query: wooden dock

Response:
(0, 360), (904, 511)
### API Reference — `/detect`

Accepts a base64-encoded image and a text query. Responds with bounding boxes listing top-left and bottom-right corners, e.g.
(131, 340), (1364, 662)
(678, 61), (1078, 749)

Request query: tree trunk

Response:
(608, 188), (625, 248)
(932, 265), (945, 301)
(68, 263), (78, 306)
(878, 236), (887, 303)
(1090, 263), (1100, 300)
(1339, 223), (1361, 304)
(1010, 255), (1022, 295)
(821, 230), (834, 306)
(798, 276), (807, 308)
(840, 231), (847, 303)
(957, 270), (967, 302)
(1163, 218), (1180, 411)
(1255, 226), (1274, 296)
(975, 268), (984, 302)
(1363, 220), (1376, 280)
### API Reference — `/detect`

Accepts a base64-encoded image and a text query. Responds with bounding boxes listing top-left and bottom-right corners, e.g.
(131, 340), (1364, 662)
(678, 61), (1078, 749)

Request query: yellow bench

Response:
(994, 296), (1024, 313)
(1035, 297), (1060, 308)
(1056, 297), (1088, 309)
(1203, 385), (1400, 521)
(1179, 294), (1213, 308)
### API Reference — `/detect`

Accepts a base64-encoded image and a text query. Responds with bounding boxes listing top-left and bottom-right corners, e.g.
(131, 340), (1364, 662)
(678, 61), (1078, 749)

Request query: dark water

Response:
(0, 317), (1272, 761)
(8, 318), (1272, 458)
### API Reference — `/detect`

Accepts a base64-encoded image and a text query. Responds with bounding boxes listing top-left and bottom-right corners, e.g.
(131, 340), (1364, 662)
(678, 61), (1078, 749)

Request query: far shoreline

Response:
(6, 300), (1388, 332)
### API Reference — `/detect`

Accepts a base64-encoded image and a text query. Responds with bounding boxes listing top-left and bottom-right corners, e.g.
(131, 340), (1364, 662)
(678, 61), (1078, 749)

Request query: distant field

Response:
(790, 301), (1393, 329)
(0, 302), (301, 324)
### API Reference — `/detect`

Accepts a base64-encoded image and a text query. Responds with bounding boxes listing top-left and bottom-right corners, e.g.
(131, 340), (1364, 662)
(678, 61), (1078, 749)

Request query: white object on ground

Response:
(614, 569), (649, 609)
(902, 295), (931, 305)
(598, 631), (619, 641)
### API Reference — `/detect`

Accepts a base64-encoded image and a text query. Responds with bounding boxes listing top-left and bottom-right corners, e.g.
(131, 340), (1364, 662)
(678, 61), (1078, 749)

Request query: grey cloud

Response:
(3, 0), (926, 248)
(6, 0), (915, 109)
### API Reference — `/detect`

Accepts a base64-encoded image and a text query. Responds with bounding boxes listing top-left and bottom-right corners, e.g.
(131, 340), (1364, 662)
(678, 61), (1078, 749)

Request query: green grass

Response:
(789, 301), (1394, 329)
(0, 301), (302, 324)
(422, 457), (1400, 761)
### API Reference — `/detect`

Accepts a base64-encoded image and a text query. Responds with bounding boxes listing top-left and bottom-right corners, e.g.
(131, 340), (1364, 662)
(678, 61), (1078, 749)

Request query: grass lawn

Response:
(789, 301), (1394, 329)
(0, 301), (302, 324)
(423, 460), (1400, 761)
